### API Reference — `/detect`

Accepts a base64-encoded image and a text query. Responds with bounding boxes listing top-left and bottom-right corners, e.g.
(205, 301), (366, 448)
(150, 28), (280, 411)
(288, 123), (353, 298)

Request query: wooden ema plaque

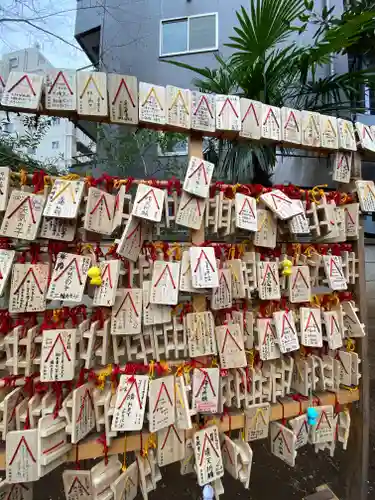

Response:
(323, 310), (343, 350)
(1, 191), (45, 241)
(111, 288), (142, 335)
(245, 403), (270, 441)
(300, 307), (323, 347)
(338, 118), (356, 151)
(38, 415), (71, 477)
(143, 281), (171, 325)
(345, 203), (360, 239)
(9, 263), (49, 313)
(1, 72), (43, 111)
(261, 104), (281, 141)
(260, 190), (303, 220)
(166, 86), (191, 129)
(6, 429), (39, 483)
(270, 422), (297, 466)
(183, 157), (215, 199)
(63, 470), (92, 500)
(110, 463), (138, 500)
(193, 426), (224, 486)
(0, 482), (33, 500)
(108, 73), (138, 125)
(320, 115), (338, 149)
(281, 107), (301, 144)
(355, 122), (375, 152)
(176, 191), (206, 230)
(77, 71), (108, 118)
(342, 301), (365, 337)
(289, 414), (309, 449)
(191, 91), (215, 133)
(215, 324), (246, 369)
(0, 249), (15, 296)
(257, 318), (280, 361)
(111, 375), (149, 431)
(215, 95), (241, 132)
(211, 268), (232, 310)
(148, 375), (175, 432)
(47, 253), (91, 302)
(150, 261), (180, 306)
(84, 187), (116, 235)
(257, 261), (281, 300)
(273, 310), (300, 354)
(254, 209), (277, 248)
(289, 266), (311, 303)
(0, 167), (10, 212)
(186, 311), (217, 357)
(332, 152), (352, 184)
(310, 406), (335, 444)
(192, 368), (219, 414)
(139, 82), (166, 125)
(45, 70), (76, 112)
(235, 193), (257, 232)
(93, 260), (121, 307)
(132, 184), (165, 222)
(43, 179), (84, 219)
(322, 255), (347, 290)
(355, 180), (375, 212)
(40, 217), (76, 241)
(175, 375), (192, 430)
(157, 424), (185, 466)
(40, 329), (76, 382)
(117, 215), (152, 262)
(240, 98), (261, 140)
(71, 383), (95, 444)
(189, 247), (219, 288)
(301, 110), (321, 147)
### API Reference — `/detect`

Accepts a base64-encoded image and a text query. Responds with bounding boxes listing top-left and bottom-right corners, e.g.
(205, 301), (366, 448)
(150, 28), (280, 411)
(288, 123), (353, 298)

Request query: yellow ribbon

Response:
(175, 382), (185, 409)
(346, 338), (356, 352)
(97, 364), (112, 391)
(113, 178), (130, 189)
(310, 295), (322, 308)
(19, 168), (28, 186)
(159, 361), (171, 373)
(309, 184), (327, 205)
(168, 243), (182, 261)
(149, 360), (155, 380)
(60, 173), (81, 181)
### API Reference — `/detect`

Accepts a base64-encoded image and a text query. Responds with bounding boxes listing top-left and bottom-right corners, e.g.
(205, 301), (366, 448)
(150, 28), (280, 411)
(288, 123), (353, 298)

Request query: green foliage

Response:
(165, 0), (375, 183)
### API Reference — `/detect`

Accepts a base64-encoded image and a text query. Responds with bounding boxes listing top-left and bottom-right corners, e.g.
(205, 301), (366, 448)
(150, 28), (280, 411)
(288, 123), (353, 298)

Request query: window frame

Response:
(52, 140), (60, 150)
(159, 12), (218, 57)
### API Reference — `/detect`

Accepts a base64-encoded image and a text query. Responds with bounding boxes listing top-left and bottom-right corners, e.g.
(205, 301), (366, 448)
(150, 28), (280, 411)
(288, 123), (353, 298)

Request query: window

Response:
(160, 13), (218, 56)
(52, 141), (59, 150)
(1, 122), (13, 134)
(158, 135), (188, 157)
(8, 57), (18, 72)
(52, 117), (60, 126)
(27, 147), (36, 154)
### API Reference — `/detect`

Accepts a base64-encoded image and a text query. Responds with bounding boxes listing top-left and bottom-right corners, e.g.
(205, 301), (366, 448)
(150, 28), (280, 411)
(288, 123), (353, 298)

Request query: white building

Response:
(0, 47), (95, 172)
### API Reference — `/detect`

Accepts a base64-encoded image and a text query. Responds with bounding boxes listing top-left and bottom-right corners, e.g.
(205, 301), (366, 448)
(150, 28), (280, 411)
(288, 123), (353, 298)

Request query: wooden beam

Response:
(0, 389), (358, 470)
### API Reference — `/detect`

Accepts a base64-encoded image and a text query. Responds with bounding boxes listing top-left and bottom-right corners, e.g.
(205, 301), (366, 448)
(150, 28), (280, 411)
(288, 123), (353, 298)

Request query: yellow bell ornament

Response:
(281, 258), (292, 276)
(87, 266), (102, 286)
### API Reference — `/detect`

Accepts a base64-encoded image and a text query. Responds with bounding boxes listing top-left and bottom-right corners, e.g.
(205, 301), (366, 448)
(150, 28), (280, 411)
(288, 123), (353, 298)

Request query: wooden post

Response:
(189, 133), (206, 314)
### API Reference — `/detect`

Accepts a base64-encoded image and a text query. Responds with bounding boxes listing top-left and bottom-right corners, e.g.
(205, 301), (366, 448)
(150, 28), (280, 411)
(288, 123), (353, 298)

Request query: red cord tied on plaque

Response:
(0, 310), (12, 334)
(259, 247), (282, 261)
(32, 171), (48, 194)
(52, 381), (64, 419)
(97, 433), (109, 465)
(291, 393), (309, 416)
(0, 238), (10, 249)
(273, 183), (302, 200)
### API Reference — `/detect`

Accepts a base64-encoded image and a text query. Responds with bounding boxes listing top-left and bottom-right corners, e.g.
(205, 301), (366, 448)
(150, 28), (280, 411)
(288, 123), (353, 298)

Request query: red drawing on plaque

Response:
(76, 389), (94, 422)
(263, 107), (279, 128)
(218, 98), (239, 118)
(193, 95), (214, 118)
(126, 220), (143, 245)
(115, 292), (139, 318)
(68, 477), (90, 496)
(8, 436), (37, 465)
(54, 257), (83, 285)
(137, 188), (160, 210)
(44, 333), (72, 362)
(42, 440), (65, 455)
(7, 196), (36, 224)
(13, 266), (43, 295)
(362, 125), (374, 141)
(296, 419), (308, 439)
(6, 484), (30, 500)
(0, 76), (5, 88)
(329, 315), (340, 337)
(180, 195), (202, 216)
(242, 102), (259, 125)
(344, 207), (355, 225)
(221, 440), (234, 464)
(154, 264), (177, 289)
(221, 328), (242, 353)
(89, 193), (111, 220)
(112, 78), (136, 107)
(262, 321), (276, 345)
(284, 110), (299, 130)
(160, 424), (183, 449)
(8, 74), (36, 96)
(188, 161), (208, 185)
(270, 192), (292, 210)
(272, 428), (291, 453)
(214, 271), (230, 296)
(8, 393), (24, 424)
(153, 382), (173, 413)
(337, 154), (350, 171)
(194, 250), (215, 273)
(329, 258), (343, 277)
(261, 263), (278, 285)
(48, 71), (74, 95)
(281, 313), (296, 338)
(119, 376), (142, 409)
(199, 432), (219, 465)
(101, 264), (113, 288)
(195, 370), (216, 398)
(305, 311), (320, 331)
(292, 268), (309, 289)
(316, 410), (332, 430)
(239, 197), (255, 217)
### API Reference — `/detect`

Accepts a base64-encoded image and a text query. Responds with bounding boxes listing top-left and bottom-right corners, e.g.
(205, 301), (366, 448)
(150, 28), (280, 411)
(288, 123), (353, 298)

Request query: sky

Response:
(0, 0), (91, 69)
